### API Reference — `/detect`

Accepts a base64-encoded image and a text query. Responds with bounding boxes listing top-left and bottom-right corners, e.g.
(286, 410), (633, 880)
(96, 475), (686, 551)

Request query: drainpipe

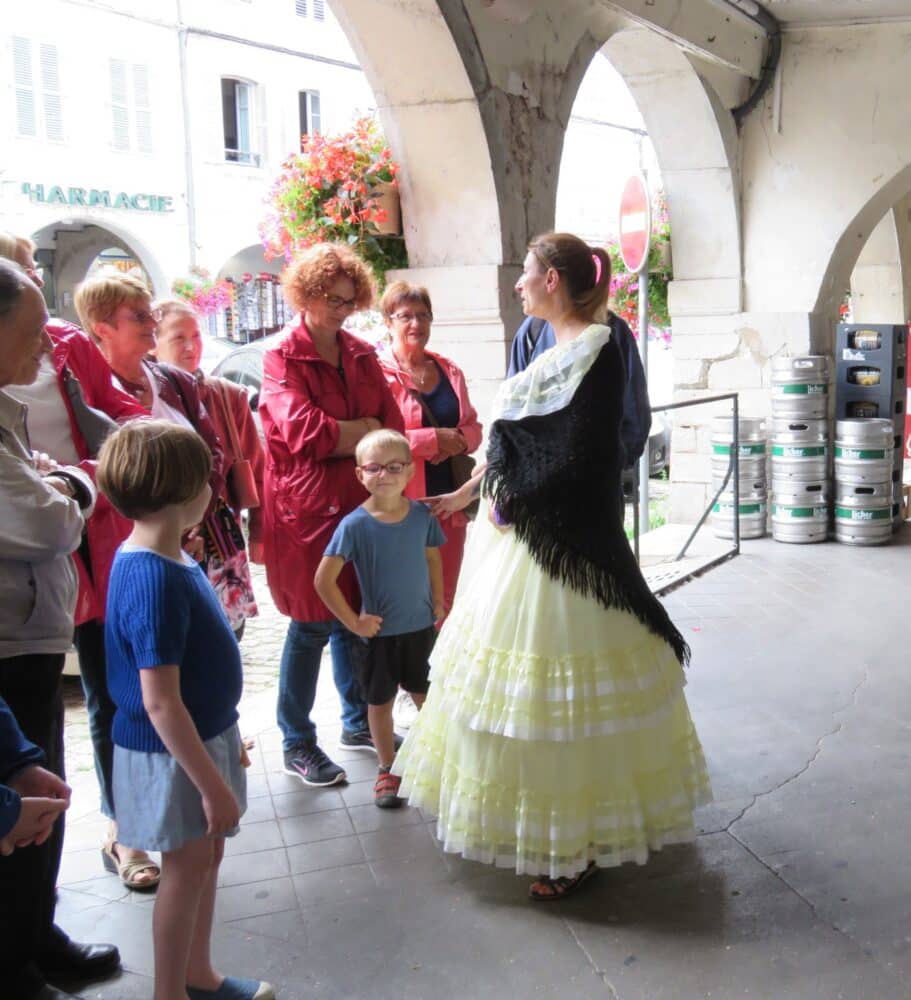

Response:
(176, 0), (197, 266)
(718, 0), (781, 127)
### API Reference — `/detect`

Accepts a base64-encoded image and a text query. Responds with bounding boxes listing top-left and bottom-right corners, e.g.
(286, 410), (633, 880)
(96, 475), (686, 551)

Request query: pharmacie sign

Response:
(21, 182), (173, 213)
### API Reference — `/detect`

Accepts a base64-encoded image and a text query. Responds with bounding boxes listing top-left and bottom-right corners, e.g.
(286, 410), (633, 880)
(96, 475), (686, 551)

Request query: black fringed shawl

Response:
(485, 335), (690, 666)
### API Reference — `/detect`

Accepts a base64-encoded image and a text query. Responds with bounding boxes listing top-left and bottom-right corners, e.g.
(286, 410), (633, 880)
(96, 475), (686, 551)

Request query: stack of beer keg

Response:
(833, 418), (895, 545)
(769, 356), (830, 543)
(710, 416), (767, 539)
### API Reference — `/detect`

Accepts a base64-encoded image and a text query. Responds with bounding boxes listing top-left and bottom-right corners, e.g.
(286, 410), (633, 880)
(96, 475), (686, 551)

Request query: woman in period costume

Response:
(393, 232), (711, 900)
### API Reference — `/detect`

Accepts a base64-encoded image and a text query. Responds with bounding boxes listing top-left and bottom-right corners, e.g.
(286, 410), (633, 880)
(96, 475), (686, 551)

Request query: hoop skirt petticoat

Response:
(393, 501), (712, 879)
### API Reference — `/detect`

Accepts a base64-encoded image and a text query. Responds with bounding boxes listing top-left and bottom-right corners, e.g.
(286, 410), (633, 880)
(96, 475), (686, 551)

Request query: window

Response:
(294, 0), (324, 19)
(109, 59), (153, 153)
(222, 78), (259, 165)
(12, 36), (63, 140)
(299, 89), (320, 147)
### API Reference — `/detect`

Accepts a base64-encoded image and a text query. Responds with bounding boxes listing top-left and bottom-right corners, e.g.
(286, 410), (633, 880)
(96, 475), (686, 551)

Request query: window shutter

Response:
(12, 36), (37, 137)
(40, 43), (63, 141)
(133, 63), (153, 153)
(295, 0), (307, 15)
(110, 58), (130, 150)
(313, 0), (325, 20)
(309, 91), (321, 134)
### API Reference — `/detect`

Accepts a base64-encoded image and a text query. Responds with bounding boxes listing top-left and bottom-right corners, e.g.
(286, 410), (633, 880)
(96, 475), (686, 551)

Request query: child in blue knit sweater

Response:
(99, 420), (272, 1000)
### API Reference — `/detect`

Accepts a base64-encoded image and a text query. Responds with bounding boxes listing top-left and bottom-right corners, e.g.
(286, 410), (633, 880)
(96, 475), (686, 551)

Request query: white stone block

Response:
(669, 482), (710, 524)
(669, 278), (743, 316)
(674, 359), (707, 386)
(670, 452), (713, 483)
(673, 332), (741, 361)
(707, 355), (763, 390)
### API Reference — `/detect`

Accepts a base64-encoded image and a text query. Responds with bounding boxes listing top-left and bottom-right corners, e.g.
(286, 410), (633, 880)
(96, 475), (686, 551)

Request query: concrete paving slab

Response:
(55, 531), (911, 998)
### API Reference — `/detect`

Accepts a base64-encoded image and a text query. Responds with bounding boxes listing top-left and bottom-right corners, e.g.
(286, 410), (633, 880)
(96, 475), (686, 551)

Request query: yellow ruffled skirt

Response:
(394, 502), (712, 878)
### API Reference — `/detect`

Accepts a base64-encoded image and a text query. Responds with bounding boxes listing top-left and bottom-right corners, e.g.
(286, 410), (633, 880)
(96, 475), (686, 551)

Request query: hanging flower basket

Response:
(171, 267), (234, 316)
(258, 115), (407, 287)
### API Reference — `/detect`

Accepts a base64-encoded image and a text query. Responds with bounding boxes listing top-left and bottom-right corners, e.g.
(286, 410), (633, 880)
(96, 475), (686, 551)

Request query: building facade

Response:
(1, 0), (374, 326)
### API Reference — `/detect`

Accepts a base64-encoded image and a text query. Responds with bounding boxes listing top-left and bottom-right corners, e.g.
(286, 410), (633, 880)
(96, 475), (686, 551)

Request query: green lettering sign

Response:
(22, 182), (173, 212)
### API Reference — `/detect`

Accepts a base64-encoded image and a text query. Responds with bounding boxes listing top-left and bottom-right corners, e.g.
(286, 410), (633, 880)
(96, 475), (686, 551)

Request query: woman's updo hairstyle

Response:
(528, 232), (611, 323)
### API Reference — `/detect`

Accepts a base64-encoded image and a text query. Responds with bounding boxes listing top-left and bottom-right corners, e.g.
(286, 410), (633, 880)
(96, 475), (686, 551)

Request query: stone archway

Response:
(822, 165), (911, 335)
(602, 28), (742, 319)
(31, 218), (166, 324)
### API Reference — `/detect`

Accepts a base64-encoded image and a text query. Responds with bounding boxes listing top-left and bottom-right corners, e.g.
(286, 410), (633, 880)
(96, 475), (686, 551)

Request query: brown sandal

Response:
(529, 861), (597, 901)
(102, 836), (160, 892)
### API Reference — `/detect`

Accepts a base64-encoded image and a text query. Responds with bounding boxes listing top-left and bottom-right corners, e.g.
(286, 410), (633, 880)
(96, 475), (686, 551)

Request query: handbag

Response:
(213, 379), (260, 511)
(410, 389), (479, 520)
(61, 365), (119, 458)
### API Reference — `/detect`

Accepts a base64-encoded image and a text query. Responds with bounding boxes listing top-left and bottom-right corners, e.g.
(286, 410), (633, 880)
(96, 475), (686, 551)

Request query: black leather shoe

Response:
(38, 936), (121, 984)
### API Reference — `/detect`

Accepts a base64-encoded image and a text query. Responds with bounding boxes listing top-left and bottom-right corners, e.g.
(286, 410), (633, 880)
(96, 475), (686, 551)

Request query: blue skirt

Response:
(112, 724), (248, 852)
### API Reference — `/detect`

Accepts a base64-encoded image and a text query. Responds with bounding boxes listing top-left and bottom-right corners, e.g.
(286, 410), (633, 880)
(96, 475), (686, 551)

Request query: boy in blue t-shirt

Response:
(315, 429), (445, 809)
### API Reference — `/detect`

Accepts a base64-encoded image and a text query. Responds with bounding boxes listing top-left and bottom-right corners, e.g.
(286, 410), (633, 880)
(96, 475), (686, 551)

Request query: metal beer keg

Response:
(770, 356), (829, 419)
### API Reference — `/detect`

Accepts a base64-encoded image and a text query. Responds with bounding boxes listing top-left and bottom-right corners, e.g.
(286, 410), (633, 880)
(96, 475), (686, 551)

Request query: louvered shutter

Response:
(313, 0), (325, 20)
(40, 43), (63, 141)
(133, 63), (153, 153)
(110, 58), (130, 150)
(295, 0), (307, 15)
(13, 36), (37, 137)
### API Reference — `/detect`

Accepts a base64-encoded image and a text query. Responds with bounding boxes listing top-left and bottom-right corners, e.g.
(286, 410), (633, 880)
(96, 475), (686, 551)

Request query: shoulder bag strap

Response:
(214, 378), (243, 459)
(409, 387), (440, 428)
(159, 363), (197, 432)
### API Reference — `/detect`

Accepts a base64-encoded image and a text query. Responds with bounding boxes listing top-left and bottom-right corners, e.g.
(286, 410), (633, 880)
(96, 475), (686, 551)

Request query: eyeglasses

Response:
(122, 307), (157, 325)
(325, 293), (358, 311)
(358, 460), (412, 475)
(391, 311), (432, 324)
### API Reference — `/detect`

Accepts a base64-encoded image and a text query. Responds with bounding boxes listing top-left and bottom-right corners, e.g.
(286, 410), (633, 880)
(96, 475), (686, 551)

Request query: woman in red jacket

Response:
(259, 243), (404, 789)
(376, 281), (482, 618)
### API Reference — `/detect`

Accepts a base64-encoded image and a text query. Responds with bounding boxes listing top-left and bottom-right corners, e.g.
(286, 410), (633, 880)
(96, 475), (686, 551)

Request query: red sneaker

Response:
(374, 770), (404, 809)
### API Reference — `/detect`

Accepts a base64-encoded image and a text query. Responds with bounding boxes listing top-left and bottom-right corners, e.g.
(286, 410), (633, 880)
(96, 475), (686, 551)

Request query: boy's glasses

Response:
(358, 460), (412, 475)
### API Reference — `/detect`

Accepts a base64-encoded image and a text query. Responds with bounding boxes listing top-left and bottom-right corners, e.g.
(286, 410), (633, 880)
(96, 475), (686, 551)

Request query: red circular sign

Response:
(619, 175), (650, 274)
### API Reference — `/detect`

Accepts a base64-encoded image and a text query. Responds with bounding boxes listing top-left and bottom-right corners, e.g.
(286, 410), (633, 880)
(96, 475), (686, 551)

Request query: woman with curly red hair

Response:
(259, 243), (404, 788)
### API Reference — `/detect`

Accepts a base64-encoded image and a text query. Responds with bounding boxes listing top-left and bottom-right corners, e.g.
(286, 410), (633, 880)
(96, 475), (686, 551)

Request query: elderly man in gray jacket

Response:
(0, 259), (120, 1000)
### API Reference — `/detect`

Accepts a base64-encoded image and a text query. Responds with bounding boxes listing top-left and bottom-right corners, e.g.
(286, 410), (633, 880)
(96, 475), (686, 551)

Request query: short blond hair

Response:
(97, 419), (211, 519)
(75, 273), (151, 340)
(355, 428), (411, 466)
(0, 233), (18, 262)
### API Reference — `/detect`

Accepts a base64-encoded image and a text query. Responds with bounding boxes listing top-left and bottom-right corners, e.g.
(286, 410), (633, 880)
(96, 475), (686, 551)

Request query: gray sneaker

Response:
(338, 729), (403, 754)
(283, 745), (346, 786)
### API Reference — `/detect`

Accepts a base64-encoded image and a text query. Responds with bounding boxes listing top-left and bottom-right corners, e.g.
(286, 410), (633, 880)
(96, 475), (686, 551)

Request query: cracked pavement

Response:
(56, 534), (911, 998)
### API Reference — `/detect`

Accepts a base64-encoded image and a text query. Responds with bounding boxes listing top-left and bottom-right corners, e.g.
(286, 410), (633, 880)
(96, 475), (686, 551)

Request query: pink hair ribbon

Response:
(591, 253), (602, 286)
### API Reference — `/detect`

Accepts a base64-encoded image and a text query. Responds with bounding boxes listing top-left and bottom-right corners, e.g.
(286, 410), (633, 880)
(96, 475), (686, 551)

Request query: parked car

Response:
(622, 413), (671, 500)
(210, 335), (280, 433)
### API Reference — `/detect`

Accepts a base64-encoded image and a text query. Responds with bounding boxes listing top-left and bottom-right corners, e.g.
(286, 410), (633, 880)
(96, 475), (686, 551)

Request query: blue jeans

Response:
(277, 619), (367, 751)
(74, 619), (115, 819)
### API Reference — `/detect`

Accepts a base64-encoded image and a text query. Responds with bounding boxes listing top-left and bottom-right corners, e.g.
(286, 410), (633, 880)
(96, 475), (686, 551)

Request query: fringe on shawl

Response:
(483, 342), (690, 667)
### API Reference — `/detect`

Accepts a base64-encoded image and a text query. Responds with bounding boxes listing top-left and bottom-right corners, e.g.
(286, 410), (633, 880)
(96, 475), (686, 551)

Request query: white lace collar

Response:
(493, 323), (612, 422)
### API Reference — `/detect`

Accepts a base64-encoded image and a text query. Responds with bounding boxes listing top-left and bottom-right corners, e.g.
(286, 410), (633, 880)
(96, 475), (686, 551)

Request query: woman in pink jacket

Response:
(377, 282), (482, 618)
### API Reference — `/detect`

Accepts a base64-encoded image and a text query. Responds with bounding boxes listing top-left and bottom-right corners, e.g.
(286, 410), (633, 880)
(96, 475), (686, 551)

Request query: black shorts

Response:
(351, 626), (436, 705)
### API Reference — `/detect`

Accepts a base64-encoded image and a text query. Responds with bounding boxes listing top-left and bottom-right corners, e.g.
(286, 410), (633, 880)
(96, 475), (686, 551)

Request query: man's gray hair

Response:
(0, 259), (30, 317)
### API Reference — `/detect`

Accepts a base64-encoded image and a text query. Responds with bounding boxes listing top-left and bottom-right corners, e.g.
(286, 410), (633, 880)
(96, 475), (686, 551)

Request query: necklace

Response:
(399, 356), (434, 390)
(116, 368), (151, 402)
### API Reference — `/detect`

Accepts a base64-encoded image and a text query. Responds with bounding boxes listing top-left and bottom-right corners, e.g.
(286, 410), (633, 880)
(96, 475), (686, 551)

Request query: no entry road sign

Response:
(619, 174), (650, 274)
